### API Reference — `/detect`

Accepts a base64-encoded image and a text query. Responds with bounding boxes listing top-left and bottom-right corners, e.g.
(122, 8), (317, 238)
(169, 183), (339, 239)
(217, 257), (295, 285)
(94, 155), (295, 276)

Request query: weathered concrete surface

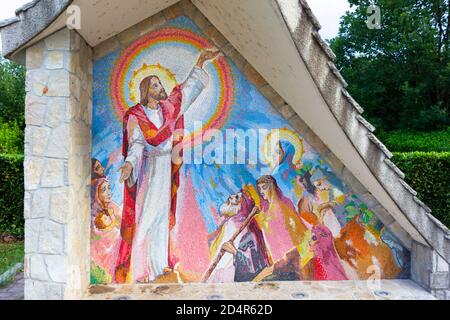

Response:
(84, 280), (436, 300)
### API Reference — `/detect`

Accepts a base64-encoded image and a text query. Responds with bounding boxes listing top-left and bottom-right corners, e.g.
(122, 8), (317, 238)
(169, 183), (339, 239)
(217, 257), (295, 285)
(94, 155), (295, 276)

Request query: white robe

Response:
(124, 66), (209, 281)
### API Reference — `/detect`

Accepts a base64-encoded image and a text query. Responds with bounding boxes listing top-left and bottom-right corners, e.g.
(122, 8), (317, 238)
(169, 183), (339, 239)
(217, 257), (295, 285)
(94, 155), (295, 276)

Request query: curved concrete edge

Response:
(275, 0), (450, 265)
(0, 263), (24, 286)
(0, 0), (72, 58)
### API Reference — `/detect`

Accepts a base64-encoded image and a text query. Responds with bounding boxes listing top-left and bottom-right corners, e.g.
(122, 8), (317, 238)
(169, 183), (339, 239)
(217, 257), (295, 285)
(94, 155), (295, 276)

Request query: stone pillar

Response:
(411, 241), (450, 300)
(23, 28), (92, 300)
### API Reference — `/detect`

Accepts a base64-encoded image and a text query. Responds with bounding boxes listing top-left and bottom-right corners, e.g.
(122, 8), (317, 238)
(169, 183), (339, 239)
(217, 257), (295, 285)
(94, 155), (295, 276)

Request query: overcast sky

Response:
(0, 0), (350, 43)
(0, 0), (30, 20)
(308, 0), (350, 40)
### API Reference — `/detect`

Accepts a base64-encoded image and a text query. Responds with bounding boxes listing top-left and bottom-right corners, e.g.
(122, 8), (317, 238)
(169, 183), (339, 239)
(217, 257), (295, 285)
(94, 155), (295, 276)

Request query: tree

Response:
(330, 0), (450, 132)
(0, 57), (26, 126)
(0, 57), (26, 154)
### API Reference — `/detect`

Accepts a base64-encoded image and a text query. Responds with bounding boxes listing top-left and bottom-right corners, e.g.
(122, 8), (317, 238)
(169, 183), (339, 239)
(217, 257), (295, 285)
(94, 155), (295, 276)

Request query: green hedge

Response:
(0, 154), (24, 237)
(392, 152), (450, 228)
(379, 129), (450, 153)
(0, 121), (24, 155)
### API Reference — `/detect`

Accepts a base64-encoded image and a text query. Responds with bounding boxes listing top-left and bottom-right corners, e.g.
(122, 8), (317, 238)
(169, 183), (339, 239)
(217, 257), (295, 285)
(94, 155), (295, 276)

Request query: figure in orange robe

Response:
(255, 176), (309, 268)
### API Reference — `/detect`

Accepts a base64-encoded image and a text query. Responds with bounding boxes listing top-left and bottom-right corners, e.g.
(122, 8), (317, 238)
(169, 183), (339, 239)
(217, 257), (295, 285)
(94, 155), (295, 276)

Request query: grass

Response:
(0, 242), (24, 276)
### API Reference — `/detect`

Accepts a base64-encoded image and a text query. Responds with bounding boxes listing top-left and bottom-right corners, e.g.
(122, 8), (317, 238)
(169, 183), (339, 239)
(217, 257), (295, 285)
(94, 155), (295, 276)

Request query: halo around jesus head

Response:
(111, 27), (234, 148)
(129, 63), (178, 104)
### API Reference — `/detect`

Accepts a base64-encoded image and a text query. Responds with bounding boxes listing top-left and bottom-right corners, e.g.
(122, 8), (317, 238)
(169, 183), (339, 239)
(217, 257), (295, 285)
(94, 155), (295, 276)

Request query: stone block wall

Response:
(23, 28), (92, 300)
(411, 241), (450, 300)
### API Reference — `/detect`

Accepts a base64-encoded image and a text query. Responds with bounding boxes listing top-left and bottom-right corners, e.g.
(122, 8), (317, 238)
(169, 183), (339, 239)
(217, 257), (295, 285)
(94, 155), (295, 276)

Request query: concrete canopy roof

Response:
(0, 0), (71, 61)
(1, 0), (449, 263)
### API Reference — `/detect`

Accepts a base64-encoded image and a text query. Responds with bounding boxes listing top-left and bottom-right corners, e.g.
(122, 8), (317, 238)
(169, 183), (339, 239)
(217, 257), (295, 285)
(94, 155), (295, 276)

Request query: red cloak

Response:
(115, 85), (184, 283)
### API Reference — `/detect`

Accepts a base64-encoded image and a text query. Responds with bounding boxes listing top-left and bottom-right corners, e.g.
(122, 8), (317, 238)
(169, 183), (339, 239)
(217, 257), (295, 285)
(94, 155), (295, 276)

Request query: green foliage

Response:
(392, 152), (450, 228)
(0, 154), (24, 237)
(91, 264), (112, 285)
(295, 161), (314, 176)
(344, 199), (375, 224)
(330, 0), (450, 132)
(0, 121), (24, 154)
(0, 57), (25, 126)
(344, 201), (359, 221)
(379, 128), (450, 152)
(359, 203), (375, 224)
(0, 56), (26, 158)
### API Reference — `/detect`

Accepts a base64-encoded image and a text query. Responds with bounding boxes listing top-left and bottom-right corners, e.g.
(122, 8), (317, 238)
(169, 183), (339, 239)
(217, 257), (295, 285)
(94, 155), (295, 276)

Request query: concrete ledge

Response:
(341, 88), (364, 114)
(298, 0), (322, 30)
(84, 280), (436, 300)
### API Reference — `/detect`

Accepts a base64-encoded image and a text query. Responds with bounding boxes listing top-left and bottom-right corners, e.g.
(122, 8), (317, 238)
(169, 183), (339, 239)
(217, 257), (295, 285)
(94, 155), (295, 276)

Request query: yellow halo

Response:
(262, 128), (304, 170)
(128, 63), (178, 104)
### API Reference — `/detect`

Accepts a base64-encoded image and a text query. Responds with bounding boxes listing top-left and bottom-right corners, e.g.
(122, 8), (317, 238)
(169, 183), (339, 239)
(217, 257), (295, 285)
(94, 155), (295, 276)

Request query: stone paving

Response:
(0, 273), (25, 300)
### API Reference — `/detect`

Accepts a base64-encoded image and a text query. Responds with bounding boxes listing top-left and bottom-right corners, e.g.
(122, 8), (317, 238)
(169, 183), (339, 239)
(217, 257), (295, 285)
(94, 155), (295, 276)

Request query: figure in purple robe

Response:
(207, 189), (270, 282)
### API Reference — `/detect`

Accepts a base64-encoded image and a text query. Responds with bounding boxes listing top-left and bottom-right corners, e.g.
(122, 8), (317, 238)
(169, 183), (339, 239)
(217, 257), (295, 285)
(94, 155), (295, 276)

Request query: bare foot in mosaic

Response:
(136, 276), (150, 284)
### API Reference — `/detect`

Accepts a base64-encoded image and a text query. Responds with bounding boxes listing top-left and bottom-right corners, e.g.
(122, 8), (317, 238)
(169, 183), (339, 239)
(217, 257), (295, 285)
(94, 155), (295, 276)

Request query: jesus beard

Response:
(153, 89), (168, 101)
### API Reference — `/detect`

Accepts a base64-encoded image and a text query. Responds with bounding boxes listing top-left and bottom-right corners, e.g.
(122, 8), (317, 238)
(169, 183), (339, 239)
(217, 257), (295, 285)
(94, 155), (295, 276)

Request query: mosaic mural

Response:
(91, 16), (410, 285)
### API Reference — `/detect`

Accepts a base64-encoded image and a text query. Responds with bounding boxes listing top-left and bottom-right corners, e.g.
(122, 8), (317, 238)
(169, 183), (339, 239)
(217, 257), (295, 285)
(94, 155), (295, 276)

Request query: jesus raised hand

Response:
(196, 49), (221, 68)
